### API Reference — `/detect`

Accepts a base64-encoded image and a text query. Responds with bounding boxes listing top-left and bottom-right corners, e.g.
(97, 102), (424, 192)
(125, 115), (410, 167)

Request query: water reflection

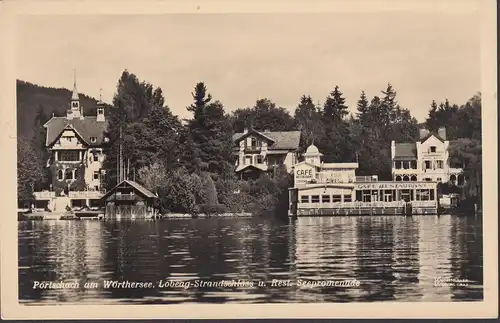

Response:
(18, 215), (483, 304)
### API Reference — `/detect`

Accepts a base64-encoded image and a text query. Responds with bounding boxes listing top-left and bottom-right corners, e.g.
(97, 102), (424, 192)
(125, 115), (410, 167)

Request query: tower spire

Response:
(71, 69), (80, 101)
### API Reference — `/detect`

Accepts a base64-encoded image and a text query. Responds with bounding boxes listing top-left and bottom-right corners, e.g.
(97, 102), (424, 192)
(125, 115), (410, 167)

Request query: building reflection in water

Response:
(18, 214), (483, 304)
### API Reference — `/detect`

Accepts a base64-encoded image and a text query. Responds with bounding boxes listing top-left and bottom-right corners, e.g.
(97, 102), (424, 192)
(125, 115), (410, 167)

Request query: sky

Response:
(15, 11), (481, 122)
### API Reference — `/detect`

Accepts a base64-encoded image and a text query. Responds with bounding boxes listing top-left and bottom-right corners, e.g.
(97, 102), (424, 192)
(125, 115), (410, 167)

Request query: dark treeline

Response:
(17, 72), (482, 213)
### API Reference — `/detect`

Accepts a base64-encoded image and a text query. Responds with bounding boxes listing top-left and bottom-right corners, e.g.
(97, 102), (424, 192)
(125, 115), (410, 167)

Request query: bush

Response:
(198, 203), (228, 216)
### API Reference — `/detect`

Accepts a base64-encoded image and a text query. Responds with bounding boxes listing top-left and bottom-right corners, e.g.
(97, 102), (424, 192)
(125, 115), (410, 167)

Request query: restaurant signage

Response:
(356, 182), (436, 190)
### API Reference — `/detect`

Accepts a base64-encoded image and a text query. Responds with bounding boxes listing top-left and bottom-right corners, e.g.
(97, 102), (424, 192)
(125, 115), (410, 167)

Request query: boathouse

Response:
(100, 180), (158, 219)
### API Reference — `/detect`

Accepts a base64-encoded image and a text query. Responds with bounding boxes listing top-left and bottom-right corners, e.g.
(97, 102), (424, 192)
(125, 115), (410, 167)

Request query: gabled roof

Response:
(233, 129), (276, 144)
(100, 180), (158, 201)
(44, 116), (108, 147)
(394, 143), (417, 159)
(420, 132), (445, 143)
(233, 130), (301, 150)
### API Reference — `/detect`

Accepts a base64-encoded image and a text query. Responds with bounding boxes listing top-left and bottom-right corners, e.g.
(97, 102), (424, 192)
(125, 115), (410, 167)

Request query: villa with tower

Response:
(33, 78), (108, 211)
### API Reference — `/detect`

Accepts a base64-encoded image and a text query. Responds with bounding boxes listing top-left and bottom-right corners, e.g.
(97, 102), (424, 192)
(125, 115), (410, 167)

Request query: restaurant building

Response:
(289, 144), (439, 217)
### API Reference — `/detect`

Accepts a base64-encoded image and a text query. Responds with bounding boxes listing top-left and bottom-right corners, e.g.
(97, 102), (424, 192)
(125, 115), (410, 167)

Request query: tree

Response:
(448, 138), (482, 200)
(231, 98), (296, 133)
(31, 104), (50, 190)
(323, 85), (349, 121)
(183, 82), (235, 178)
(318, 85), (353, 162)
(137, 161), (168, 194)
(18, 137), (43, 202)
(103, 70), (181, 188)
(293, 95), (324, 152)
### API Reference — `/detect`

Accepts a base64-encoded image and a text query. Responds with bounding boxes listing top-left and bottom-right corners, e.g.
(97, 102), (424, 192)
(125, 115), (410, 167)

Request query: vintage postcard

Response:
(0, 0), (497, 320)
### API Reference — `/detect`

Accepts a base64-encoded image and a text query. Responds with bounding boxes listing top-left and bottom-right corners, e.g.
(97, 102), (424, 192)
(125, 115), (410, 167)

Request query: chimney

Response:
(243, 128), (248, 134)
(419, 128), (430, 140)
(264, 129), (270, 133)
(438, 127), (446, 140)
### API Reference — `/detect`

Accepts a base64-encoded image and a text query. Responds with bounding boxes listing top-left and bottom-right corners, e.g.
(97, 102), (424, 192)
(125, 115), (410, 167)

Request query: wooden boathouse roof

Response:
(100, 180), (158, 201)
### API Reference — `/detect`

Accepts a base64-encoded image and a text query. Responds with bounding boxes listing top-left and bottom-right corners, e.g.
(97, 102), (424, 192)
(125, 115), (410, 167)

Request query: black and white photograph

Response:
(1, 0), (497, 319)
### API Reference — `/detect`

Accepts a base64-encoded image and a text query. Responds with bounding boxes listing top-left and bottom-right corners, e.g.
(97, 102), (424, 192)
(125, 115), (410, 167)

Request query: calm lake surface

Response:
(18, 215), (483, 304)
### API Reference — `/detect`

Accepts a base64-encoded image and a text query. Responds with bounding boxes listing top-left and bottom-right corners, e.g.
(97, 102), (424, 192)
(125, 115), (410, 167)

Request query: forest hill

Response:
(17, 70), (482, 215)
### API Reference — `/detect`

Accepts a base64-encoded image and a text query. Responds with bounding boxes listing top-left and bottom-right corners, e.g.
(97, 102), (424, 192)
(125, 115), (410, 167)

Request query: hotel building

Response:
(232, 128), (301, 178)
(391, 127), (463, 185)
(33, 80), (108, 210)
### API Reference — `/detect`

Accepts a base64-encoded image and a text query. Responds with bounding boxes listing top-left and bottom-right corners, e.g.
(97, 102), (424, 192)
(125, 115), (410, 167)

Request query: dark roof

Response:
(100, 180), (158, 200)
(233, 130), (301, 150)
(44, 116), (108, 147)
(394, 143), (417, 159)
(420, 132), (445, 143)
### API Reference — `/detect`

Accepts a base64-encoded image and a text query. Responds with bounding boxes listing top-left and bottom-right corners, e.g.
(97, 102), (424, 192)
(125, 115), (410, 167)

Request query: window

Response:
(256, 155), (263, 164)
(395, 161), (402, 169)
(74, 169), (78, 179)
(436, 160), (444, 169)
(98, 108), (104, 115)
(251, 137), (257, 148)
(94, 186), (99, 191)
(332, 195), (342, 202)
(93, 153), (99, 162)
(58, 170), (64, 180)
(321, 195), (330, 203)
(72, 102), (78, 108)
(430, 146), (436, 153)
(90, 137), (97, 143)
(437, 177), (442, 182)
(62, 136), (73, 143)
(311, 195), (320, 203)
(65, 168), (73, 180)
(93, 171), (99, 180)
(343, 195), (352, 203)
(403, 161), (409, 170)
(410, 160), (417, 169)
(424, 161), (431, 169)
(300, 195), (309, 203)
(59, 151), (80, 161)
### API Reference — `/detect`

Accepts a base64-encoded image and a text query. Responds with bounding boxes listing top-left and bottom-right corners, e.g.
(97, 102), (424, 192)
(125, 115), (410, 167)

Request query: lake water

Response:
(18, 215), (483, 304)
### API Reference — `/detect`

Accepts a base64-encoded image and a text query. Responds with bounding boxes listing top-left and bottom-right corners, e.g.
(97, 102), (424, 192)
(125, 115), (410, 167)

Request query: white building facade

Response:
(391, 127), (463, 185)
(232, 128), (301, 178)
(33, 80), (108, 209)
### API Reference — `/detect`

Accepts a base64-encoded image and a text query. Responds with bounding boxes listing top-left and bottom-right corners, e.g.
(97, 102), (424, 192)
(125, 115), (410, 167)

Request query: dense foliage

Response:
(17, 72), (482, 213)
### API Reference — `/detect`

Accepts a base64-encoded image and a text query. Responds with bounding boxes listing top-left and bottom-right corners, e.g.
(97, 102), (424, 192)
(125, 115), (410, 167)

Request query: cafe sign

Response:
(294, 163), (316, 181)
(356, 182), (436, 190)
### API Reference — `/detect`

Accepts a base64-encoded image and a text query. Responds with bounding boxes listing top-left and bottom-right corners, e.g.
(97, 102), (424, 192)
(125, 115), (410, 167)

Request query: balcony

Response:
(68, 191), (104, 199)
(244, 146), (262, 153)
(115, 193), (136, 201)
(34, 191), (56, 200)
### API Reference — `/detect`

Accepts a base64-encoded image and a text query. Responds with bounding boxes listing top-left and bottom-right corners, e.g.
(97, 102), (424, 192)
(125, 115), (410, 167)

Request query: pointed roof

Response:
(44, 116), (108, 147)
(420, 131), (445, 143)
(232, 130), (301, 150)
(71, 69), (80, 101)
(100, 180), (158, 201)
(71, 81), (80, 101)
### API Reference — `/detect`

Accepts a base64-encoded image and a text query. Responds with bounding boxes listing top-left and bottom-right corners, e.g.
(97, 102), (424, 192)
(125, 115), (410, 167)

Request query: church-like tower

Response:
(67, 70), (83, 119)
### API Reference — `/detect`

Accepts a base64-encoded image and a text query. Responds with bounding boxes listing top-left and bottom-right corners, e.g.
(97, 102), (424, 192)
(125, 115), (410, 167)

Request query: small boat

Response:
(74, 206), (104, 219)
